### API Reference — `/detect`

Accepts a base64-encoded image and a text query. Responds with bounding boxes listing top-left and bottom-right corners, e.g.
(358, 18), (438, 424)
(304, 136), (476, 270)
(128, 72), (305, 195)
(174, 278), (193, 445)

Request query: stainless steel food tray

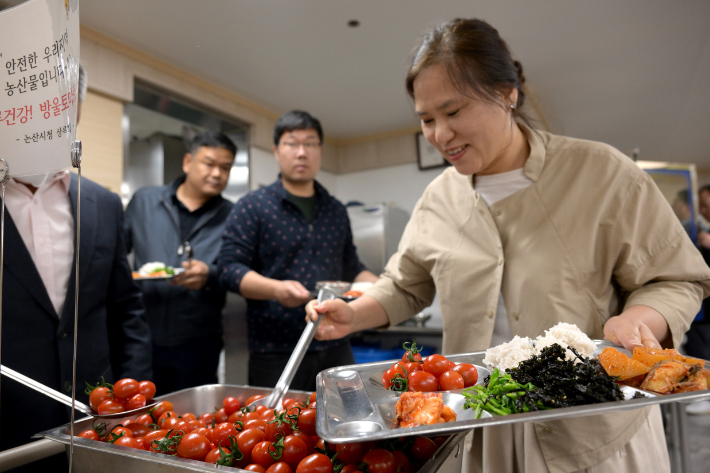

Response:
(36, 384), (463, 473)
(37, 385), (309, 472)
(315, 340), (710, 443)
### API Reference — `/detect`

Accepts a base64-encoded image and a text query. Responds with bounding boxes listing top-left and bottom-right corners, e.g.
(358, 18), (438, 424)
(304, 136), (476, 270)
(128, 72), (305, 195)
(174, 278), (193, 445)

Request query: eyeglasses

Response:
(280, 141), (321, 151)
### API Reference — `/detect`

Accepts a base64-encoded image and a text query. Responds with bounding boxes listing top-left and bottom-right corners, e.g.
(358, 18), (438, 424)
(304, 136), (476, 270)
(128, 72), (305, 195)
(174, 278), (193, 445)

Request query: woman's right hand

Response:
(306, 298), (356, 340)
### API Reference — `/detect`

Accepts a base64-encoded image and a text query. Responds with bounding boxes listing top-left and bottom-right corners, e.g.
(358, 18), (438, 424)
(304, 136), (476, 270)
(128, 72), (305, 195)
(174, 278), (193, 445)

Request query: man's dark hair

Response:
(189, 131), (237, 157)
(273, 110), (323, 145)
(700, 184), (710, 195)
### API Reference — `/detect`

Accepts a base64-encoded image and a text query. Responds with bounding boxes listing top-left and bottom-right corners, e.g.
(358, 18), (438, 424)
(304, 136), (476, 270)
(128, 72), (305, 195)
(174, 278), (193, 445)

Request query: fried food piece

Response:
(682, 357), (706, 368)
(640, 360), (707, 394)
(640, 360), (691, 394)
(441, 405), (457, 422)
(632, 347), (685, 367)
(394, 392), (457, 428)
(622, 373), (646, 388)
(701, 368), (710, 385)
(662, 348), (686, 361)
(598, 347), (651, 380)
(673, 377), (707, 393)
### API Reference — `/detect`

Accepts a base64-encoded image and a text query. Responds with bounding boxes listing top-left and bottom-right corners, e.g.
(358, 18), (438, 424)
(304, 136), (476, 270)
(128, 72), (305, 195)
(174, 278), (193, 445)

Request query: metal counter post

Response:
(0, 159), (10, 408)
(68, 140), (82, 473)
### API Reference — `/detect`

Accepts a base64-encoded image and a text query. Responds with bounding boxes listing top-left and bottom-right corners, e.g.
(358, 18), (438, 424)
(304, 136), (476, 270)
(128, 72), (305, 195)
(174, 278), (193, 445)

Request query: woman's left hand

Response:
(603, 305), (671, 350)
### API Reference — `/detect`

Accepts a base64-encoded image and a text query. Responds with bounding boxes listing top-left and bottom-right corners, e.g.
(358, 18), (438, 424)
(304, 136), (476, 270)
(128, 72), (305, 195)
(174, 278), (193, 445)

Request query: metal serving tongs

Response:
(248, 287), (336, 410)
(0, 364), (158, 419)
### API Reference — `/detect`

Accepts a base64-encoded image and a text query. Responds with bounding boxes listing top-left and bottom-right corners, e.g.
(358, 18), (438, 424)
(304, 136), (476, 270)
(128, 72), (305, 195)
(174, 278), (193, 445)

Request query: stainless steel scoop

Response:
(248, 287), (336, 409)
(0, 364), (157, 419)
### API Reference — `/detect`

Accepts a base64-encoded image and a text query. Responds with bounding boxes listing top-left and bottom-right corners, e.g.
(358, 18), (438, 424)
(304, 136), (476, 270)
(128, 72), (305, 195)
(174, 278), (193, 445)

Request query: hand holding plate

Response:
(170, 259), (209, 290)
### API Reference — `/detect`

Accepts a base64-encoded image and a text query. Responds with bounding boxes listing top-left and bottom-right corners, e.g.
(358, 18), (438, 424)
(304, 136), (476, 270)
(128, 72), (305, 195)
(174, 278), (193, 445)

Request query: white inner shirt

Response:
(474, 167), (533, 347)
(5, 172), (74, 316)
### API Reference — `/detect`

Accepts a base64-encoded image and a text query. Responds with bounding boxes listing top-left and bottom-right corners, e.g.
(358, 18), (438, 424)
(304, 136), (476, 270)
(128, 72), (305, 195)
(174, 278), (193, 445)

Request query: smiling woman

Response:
(307, 17), (710, 473)
(406, 19), (529, 177)
(412, 62), (528, 176)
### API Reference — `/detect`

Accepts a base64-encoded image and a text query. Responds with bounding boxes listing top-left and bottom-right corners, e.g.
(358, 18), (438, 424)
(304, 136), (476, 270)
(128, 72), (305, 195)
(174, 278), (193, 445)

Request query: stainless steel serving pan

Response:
(36, 384), (464, 473)
(37, 385), (310, 473)
(315, 340), (710, 443)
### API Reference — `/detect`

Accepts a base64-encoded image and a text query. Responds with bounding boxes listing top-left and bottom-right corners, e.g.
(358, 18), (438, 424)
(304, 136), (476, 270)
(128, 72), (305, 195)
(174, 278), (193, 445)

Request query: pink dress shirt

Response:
(5, 171), (74, 316)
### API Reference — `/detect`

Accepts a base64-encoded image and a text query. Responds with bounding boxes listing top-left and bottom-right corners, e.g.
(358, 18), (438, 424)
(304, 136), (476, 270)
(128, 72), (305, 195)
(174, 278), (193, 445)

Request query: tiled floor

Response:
(665, 403), (710, 473)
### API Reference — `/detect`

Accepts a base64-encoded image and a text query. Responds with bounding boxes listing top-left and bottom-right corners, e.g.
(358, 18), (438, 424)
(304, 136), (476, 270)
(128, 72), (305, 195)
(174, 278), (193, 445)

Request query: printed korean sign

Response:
(0, 0), (79, 177)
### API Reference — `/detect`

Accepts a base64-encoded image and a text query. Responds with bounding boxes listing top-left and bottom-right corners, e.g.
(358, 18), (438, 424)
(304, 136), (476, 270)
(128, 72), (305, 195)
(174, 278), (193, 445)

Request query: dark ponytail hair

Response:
(406, 18), (527, 118)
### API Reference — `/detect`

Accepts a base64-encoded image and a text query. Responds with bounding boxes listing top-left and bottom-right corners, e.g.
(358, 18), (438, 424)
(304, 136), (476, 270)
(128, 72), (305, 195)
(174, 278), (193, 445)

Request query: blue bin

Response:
(351, 346), (402, 364)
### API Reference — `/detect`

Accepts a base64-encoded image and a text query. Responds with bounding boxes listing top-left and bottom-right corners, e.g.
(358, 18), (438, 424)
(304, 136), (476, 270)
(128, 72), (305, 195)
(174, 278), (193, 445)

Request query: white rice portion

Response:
(138, 262), (167, 276)
(483, 335), (536, 371)
(535, 322), (596, 360)
(483, 322), (597, 370)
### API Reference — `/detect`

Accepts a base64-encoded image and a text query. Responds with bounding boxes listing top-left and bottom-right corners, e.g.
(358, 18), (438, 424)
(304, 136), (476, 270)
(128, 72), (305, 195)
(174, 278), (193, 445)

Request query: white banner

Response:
(0, 0), (80, 177)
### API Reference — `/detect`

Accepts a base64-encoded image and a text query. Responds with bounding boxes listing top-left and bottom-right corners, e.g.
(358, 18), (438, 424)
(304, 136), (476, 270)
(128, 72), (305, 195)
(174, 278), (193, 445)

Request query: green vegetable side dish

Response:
(462, 369), (542, 418)
(148, 266), (175, 276)
(463, 343), (624, 419)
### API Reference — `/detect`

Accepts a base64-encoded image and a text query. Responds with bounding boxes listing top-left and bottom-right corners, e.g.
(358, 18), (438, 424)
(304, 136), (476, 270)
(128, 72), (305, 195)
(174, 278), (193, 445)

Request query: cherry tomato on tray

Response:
(361, 449), (396, 473)
(438, 371), (465, 390)
(176, 432), (211, 461)
(422, 354), (453, 378)
(112, 378), (139, 400)
(408, 371), (438, 392)
(451, 362), (479, 387)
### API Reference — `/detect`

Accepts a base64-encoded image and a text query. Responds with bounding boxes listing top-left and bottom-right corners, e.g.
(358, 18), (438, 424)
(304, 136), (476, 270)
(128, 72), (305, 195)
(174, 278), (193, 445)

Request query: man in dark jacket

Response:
(124, 131), (236, 394)
(2, 173), (153, 469)
(1, 65), (152, 473)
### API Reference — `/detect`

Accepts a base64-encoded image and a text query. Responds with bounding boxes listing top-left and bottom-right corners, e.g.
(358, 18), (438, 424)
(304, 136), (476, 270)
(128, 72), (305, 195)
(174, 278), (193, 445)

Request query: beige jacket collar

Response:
(468, 121), (547, 190)
(520, 121), (547, 182)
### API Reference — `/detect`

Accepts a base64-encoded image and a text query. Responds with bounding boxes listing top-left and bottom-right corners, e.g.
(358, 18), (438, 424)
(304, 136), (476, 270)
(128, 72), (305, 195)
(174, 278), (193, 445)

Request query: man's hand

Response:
(171, 259), (210, 290)
(274, 280), (311, 308)
(603, 305), (670, 350)
(698, 231), (710, 249)
(306, 298), (356, 340)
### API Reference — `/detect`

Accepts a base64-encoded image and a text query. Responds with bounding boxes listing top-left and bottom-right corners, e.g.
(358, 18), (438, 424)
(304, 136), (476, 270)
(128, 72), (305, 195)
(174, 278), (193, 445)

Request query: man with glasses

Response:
(218, 110), (377, 390)
(124, 131), (236, 394)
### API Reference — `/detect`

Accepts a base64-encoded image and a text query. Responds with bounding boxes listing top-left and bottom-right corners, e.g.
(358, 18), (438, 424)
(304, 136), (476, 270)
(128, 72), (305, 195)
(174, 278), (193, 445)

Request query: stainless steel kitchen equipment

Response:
(346, 203), (409, 276)
(315, 340), (710, 443)
(122, 84), (250, 204)
(314, 281), (351, 297)
(37, 384), (464, 473)
(38, 385), (307, 472)
(125, 133), (186, 200)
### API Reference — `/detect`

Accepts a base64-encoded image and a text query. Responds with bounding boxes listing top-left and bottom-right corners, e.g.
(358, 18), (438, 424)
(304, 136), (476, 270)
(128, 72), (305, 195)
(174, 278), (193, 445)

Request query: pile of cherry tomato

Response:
(85, 377), (156, 415)
(382, 342), (478, 392)
(76, 391), (448, 473)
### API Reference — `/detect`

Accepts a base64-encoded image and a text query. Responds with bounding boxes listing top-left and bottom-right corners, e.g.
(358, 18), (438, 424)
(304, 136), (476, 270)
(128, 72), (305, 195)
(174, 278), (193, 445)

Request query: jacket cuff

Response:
(365, 278), (424, 328)
(218, 262), (253, 294)
(206, 264), (221, 290)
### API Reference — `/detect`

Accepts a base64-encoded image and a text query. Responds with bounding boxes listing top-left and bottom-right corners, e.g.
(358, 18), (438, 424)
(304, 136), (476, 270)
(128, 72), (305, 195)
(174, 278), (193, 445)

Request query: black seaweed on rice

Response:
(506, 343), (625, 409)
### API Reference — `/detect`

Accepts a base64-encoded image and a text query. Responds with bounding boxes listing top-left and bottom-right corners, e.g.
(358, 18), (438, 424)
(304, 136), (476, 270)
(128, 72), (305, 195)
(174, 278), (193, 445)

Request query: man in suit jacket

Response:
(0, 171), (152, 471)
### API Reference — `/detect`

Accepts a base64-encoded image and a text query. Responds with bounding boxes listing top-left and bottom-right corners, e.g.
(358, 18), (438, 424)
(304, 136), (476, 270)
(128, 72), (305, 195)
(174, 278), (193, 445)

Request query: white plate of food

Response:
(131, 262), (184, 280)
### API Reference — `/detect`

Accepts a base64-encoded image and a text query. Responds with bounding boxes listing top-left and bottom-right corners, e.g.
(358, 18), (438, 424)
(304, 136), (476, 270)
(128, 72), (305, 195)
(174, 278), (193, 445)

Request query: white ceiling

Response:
(74, 1), (710, 166)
